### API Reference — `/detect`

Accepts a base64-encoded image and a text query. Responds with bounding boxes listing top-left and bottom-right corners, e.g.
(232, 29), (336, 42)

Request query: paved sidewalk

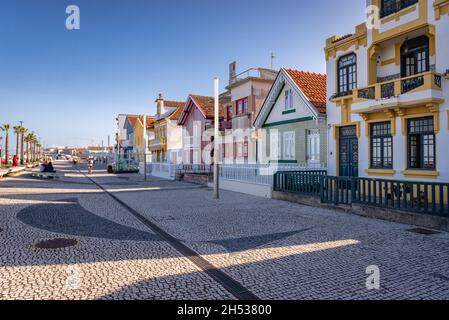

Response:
(1, 162), (449, 300)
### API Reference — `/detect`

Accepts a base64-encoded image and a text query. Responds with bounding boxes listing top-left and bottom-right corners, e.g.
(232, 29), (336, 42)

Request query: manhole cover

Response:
(34, 238), (78, 249)
(407, 228), (441, 235)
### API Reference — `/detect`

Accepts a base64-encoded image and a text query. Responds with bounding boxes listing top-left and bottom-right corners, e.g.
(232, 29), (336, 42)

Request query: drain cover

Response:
(407, 228), (441, 235)
(35, 238), (78, 249)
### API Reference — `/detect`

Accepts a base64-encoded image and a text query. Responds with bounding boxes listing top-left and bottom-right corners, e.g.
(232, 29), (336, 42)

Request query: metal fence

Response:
(273, 172), (449, 217)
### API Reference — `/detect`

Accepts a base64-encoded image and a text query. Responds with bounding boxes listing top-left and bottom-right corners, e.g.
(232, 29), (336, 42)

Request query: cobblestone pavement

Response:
(1, 162), (449, 300)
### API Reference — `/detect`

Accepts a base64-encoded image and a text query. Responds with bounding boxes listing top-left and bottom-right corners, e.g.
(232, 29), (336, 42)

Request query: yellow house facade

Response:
(325, 0), (449, 182)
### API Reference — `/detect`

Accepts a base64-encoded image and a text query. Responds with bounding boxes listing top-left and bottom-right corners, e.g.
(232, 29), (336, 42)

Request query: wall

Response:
(262, 119), (328, 165)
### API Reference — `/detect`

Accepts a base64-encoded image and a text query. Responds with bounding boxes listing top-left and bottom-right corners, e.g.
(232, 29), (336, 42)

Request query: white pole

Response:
(213, 78), (219, 199)
(143, 115), (147, 182)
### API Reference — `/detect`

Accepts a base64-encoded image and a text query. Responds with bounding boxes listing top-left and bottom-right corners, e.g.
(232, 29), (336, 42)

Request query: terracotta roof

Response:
(168, 104), (185, 120)
(283, 68), (327, 114)
(164, 101), (185, 109)
(127, 116), (139, 125)
(190, 95), (229, 118)
(145, 116), (155, 129)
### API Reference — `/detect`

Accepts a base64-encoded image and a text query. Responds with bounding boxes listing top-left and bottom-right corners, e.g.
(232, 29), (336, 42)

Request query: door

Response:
(339, 126), (358, 177)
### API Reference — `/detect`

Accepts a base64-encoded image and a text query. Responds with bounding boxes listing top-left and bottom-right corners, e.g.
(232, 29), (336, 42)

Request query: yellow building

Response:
(325, 0), (449, 182)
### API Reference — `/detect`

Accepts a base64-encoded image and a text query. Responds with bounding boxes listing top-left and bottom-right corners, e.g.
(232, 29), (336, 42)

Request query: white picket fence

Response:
(219, 163), (327, 186)
(139, 161), (326, 186)
(139, 162), (177, 180)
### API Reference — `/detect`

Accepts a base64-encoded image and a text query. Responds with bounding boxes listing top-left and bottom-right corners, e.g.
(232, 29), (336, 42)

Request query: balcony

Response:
(149, 137), (166, 151)
(351, 71), (444, 113)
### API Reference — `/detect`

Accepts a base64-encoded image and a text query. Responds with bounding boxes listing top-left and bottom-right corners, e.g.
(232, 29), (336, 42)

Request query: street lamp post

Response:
(213, 78), (220, 199)
(143, 115), (147, 182)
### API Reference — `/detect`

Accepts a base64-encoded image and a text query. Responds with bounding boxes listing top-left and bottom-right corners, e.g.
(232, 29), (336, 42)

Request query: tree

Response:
(0, 124), (10, 166)
(25, 133), (32, 164)
(13, 126), (21, 158)
(20, 127), (27, 164)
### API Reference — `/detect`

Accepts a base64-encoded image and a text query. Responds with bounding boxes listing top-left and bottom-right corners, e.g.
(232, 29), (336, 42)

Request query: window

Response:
(235, 98), (248, 115)
(270, 130), (281, 160)
(380, 0), (419, 19)
(284, 89), (293, 110)
(338, 53), (357, 94)
(370, 122), (393, 168)
(307, 129), (320, 163)
(401, 36), (429, 77)
(407, 117), (435, 169)
(243, 140), (248, 158)
(221, 144), (226, 160)
(283, 131), (295, 160)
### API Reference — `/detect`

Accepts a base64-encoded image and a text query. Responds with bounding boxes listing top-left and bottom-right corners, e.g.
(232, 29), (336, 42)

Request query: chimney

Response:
(229, 61), (237, 85)
(155, 93), (165, 117)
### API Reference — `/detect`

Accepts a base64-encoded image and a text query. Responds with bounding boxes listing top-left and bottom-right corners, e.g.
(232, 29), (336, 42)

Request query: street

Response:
(1, 162), (449, 300)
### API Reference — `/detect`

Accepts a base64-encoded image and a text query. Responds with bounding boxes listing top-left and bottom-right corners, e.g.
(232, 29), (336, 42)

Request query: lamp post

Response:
(213, 78), (220, 199)
(143, 115), (147, 182)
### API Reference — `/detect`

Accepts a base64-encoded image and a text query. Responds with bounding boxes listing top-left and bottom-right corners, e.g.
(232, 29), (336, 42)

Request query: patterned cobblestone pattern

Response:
(1, 163), (449, 300)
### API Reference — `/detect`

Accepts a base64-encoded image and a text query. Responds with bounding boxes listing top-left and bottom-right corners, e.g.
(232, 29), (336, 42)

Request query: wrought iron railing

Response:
(358, 87), (375, 100)
(402, 75), (424, 94)
(435, 74), (442, 88)
(381, 82), (395, 99)
(273, 172), (449, 216)
(330, 90), (353, 101)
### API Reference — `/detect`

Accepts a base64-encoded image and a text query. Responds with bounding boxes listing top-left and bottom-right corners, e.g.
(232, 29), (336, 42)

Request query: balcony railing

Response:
(330, 90), (353, 101)
(149, 137), (166, 147)
(380, 0), (419, 19)
(353, 71), (442, 102)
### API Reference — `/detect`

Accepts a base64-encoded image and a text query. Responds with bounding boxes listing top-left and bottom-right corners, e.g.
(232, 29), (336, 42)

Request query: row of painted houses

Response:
(116, 0), (449, 194)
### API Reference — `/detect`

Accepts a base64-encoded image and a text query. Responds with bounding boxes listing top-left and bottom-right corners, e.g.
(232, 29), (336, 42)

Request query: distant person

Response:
(12, 155), (19, 167)
(87, 157), (94, 174)
(43, 161), (56, 173)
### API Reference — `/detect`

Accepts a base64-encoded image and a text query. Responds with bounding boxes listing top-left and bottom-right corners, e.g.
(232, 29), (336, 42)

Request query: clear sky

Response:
(0, 0), (366, 149)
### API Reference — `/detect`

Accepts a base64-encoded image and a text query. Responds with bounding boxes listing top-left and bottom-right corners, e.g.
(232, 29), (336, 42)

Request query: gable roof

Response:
(178, 95), (230, 125)
(167, 104), (185, 120)
(283, 69), (327, 114)
(254, 68), (326, 128)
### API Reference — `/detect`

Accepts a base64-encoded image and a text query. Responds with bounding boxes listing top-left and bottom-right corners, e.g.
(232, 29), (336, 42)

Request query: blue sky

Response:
(0, 0), (365, 149)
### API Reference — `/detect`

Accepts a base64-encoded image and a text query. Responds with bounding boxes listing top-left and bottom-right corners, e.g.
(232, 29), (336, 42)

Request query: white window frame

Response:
(284, 89), (294, 111)
(307, 129), (320, 163)
(270, 130), (281, 160)
(283, 131), (295, 160)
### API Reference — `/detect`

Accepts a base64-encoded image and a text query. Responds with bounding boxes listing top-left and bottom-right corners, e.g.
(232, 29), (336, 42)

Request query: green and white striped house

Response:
(254, 68), (327, 168)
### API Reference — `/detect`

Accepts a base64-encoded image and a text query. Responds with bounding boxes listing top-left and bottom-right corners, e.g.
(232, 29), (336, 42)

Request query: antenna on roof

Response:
(270, 52), (276, 70)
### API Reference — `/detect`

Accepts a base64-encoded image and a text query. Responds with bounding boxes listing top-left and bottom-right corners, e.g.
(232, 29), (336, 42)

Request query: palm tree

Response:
(20, 127), (27, 164)
(0, 124), (10, 166)
(13, 126), (21, 158)
(25, 133), (32, 164)
(30, 133), (37, 163)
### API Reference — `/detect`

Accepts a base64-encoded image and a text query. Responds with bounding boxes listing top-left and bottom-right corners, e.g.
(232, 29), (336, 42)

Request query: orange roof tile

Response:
(168, 105), (185, 120)
(164, 101), (185, 109)
(190, 95), (229, 119)
(284, 68), (327, 114)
